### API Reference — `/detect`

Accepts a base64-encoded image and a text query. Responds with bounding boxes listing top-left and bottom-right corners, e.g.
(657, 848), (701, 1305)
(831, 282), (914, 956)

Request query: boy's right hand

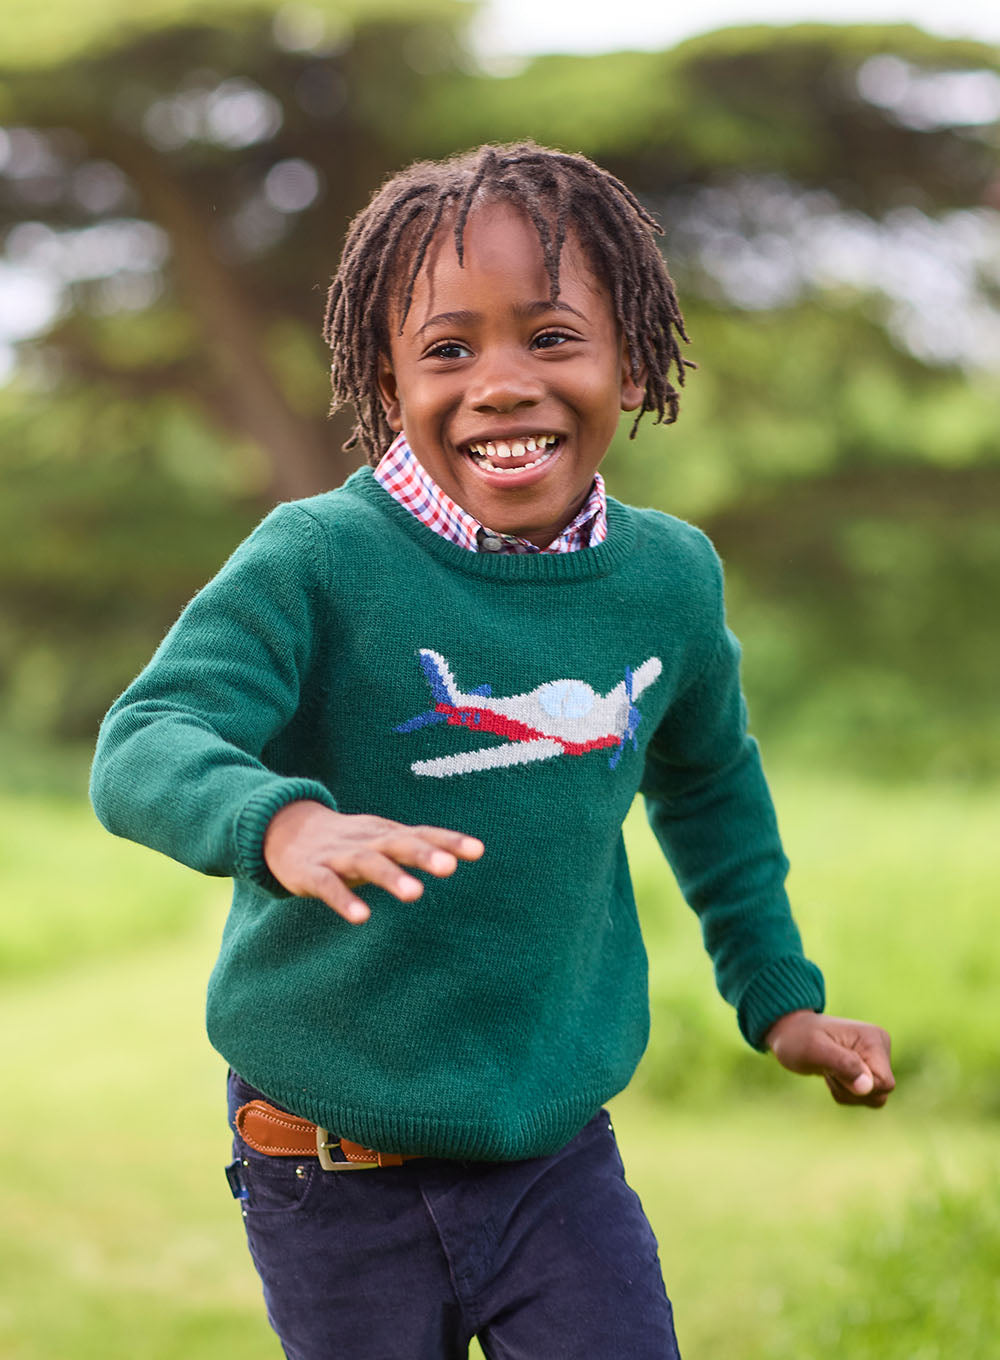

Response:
(263, 799), (484, 924)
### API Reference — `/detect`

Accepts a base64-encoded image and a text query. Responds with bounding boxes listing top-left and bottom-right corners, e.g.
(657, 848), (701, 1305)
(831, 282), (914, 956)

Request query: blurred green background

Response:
(1, 2), (997, 1356)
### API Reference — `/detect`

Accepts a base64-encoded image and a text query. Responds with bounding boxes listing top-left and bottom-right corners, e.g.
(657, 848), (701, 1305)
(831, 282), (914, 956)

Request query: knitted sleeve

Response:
(639, 551), (825, 1049)
(90, 504), (337, 893)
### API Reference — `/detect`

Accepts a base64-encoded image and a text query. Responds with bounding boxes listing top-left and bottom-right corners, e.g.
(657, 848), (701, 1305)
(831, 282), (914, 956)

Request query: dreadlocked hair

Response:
(323, 141), (692, 465)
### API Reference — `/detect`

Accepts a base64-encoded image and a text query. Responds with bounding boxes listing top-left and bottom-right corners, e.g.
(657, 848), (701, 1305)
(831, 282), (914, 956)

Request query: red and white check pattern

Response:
(373, 434), (607, 554)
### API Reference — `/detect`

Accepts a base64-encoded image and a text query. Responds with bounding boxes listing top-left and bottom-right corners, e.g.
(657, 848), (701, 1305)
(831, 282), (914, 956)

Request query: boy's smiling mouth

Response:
(464, 433), (561, 476)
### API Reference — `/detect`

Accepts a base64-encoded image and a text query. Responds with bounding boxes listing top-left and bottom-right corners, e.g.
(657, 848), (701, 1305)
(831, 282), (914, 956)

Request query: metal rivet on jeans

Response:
(295, 1165), (307, 1179)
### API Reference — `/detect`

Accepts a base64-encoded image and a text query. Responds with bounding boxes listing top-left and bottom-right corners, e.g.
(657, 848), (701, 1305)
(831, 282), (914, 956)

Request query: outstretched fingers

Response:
(262, 801), (484, 924)
(374, 825), (485, 879)
(303, 866), (372, 924)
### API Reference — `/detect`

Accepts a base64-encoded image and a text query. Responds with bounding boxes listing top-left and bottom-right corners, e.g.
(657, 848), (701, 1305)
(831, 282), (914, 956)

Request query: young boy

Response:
(90, 142), (894, 1359)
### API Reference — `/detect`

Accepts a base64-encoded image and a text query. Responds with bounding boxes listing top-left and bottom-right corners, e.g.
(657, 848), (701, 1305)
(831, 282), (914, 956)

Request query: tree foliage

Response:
(1, 7), (998, 772)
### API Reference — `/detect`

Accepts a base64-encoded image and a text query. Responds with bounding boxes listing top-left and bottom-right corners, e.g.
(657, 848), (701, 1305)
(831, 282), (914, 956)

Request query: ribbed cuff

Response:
(233, 779), (338, 896)
(737, 955), (826, 1051)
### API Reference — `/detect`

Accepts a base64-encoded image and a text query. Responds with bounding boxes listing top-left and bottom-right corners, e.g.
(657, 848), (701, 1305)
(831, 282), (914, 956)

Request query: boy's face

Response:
(377, 202), (645, 548)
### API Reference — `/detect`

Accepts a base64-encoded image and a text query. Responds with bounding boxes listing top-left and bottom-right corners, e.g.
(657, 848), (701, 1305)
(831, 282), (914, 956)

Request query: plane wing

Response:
(411, 738), (563, 778)
(630, 656), (662, 700)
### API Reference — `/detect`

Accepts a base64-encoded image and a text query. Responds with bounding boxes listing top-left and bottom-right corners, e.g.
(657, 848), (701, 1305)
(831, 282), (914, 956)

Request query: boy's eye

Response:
(532, 330), (573, 350)
(426, 340), (471, 360)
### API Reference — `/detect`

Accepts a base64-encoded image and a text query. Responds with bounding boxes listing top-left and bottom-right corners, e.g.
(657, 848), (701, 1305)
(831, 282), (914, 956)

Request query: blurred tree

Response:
(0, 0), (468, 498)
(3, 16), (997, 497)
(1, 10), (998, 770)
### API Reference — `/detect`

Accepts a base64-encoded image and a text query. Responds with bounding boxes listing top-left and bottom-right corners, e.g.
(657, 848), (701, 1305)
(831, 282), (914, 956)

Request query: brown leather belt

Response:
(235, 1099), (422, 1171)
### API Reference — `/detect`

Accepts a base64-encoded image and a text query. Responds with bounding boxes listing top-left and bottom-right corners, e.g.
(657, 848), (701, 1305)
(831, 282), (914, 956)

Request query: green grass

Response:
(630, 770), (1000, 1115)
(0, 794), (220, 980)
(2, 770), (998, 1357)
(0, 913), (268, 1360)
(773, 1176), (1000, 1360)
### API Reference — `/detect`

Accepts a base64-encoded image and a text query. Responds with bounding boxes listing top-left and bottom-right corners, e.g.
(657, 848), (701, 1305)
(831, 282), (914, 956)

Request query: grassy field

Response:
(1, 772), (998, 1359)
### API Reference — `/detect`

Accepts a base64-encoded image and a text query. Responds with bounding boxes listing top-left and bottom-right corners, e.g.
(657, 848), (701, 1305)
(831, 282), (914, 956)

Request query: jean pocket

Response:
(235, 1140), (319, 1214)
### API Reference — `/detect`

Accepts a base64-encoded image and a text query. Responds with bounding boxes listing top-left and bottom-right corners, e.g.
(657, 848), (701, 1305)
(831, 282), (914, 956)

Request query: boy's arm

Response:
(641, 621), (825, 1050)
(640, 554), (893, 1103)
(91, 504), (481, 909)
(90, 503), (332, 888)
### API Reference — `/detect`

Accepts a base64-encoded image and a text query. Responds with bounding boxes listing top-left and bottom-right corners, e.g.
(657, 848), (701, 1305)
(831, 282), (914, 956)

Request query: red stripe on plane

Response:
(437, 704), (619, 756)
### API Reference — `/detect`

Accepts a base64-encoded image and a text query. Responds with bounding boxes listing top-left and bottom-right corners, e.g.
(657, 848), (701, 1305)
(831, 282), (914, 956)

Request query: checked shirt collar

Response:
(373, 433), (607, 555)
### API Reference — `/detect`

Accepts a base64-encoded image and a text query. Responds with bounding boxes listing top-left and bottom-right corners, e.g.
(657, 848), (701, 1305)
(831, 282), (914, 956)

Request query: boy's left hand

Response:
(764, 1010), (895, 1107)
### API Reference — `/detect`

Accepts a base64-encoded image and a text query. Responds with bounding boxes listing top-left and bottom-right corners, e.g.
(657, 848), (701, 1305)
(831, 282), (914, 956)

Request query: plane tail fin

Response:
(394, 649), (460, 733)
(417, 649), (461, 703)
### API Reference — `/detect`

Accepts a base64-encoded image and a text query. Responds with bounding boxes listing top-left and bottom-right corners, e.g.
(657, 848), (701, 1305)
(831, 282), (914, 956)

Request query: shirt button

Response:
(480, 535), (505, 552)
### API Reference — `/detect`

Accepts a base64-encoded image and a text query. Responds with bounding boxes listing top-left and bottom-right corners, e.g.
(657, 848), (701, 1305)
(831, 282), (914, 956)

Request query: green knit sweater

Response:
(91, 468), (824, 1160)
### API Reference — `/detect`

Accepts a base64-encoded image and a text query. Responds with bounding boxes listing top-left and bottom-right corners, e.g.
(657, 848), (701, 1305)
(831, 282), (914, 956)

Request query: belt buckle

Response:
(315, 1126), (379, 1172)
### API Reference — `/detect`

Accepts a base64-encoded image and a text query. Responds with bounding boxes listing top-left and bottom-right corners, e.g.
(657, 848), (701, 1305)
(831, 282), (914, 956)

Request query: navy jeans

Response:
(228, 1071), (681, 1359)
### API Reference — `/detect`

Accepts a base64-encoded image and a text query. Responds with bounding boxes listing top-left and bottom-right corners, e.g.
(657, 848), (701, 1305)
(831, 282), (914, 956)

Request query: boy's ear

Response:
(619, 340), (647, 413)
(376, 354), (403, 432)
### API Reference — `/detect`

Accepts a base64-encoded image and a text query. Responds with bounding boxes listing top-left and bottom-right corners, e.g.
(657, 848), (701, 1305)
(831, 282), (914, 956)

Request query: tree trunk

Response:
(99, 129), (355, 501)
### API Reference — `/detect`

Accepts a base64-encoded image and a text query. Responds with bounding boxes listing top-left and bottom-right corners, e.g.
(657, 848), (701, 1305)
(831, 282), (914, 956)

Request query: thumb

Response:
(818, 1037), (874, 1095)
(847, 1068), (874, 1096)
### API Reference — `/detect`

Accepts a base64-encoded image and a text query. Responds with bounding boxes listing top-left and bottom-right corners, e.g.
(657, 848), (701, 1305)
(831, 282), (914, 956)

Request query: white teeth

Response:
(465, 435), (560, 470)
(488, 452), (552, 474)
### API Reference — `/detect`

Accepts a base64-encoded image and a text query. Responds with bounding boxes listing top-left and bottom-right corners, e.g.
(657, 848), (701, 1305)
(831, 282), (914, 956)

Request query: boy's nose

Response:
(467, 353), (544, 413)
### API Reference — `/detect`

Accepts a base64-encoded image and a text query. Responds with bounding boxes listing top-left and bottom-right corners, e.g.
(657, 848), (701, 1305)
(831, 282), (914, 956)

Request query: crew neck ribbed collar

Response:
(343, 467), (636, 582)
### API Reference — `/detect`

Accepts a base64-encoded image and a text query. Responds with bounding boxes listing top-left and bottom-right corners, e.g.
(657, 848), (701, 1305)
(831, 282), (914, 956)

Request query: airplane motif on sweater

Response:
(395, 648), (663, 777)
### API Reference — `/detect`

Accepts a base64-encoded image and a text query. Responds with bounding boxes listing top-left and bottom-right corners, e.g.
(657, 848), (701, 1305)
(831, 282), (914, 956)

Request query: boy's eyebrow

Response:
(414, 300), (587, 337)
